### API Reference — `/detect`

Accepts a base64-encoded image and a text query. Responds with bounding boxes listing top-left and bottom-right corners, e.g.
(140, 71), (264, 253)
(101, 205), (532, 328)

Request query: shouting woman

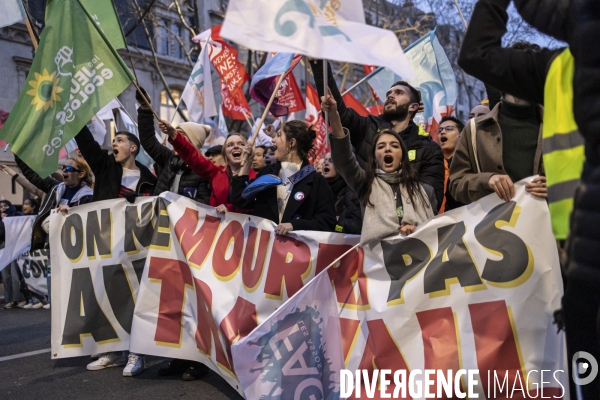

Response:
(322, 91), (435, 245)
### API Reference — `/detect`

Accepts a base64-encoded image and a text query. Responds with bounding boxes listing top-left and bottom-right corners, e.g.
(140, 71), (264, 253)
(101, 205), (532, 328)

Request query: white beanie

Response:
(177, 123), (211, 149)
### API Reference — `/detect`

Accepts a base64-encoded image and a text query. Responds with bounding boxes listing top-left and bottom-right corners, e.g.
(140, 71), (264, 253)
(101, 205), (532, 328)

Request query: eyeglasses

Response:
(437, 125), (457, 134)
(62, 165), (81, 173)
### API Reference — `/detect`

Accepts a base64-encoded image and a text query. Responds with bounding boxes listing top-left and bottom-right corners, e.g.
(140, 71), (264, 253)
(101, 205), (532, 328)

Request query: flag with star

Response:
(0, 0), (134, 177)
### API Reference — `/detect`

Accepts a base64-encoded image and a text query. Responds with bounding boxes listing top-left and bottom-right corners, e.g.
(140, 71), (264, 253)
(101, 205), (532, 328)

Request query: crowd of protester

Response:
(1, 0), (597, 397)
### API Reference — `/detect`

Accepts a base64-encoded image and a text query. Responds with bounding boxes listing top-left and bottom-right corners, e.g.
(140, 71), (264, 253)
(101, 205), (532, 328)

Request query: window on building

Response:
(159, 89), (188, 126)
(157, 21), (169, 56)
(172, 24), (182, 59)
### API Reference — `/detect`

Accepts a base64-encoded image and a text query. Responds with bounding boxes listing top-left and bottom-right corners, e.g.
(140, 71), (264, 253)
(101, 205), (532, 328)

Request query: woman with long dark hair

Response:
(323, 92), (435, 244)
(231, 120), (336, 235)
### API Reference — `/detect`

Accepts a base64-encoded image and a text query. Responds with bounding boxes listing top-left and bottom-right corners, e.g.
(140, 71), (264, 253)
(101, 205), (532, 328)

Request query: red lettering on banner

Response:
(417, 307), (461, 398)
(315, 244), (369, 309)
(212, 221), (244, 281)
(173, 208), (220, 269)
(194, 278), (233, 372)
(469, 300), (525, 399)
(263, 235), (312, 300)
(242, 227), (271, 292)
(357, 319), (412, 400)
(219, 296), (258, 371)
(148, 257), (193, 345)
(340, 317), (360, 365)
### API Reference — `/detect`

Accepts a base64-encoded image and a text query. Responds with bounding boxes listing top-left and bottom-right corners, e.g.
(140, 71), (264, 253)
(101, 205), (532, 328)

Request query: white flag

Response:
(181, 41), (217, 123)
(221, 0), (414, 78)
(0, 0), (27, 29)
(0, 216), (35, 272)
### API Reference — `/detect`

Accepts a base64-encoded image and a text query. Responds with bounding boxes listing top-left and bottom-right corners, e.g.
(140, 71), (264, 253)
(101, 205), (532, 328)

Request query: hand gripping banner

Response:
(50, 178), (567, 398)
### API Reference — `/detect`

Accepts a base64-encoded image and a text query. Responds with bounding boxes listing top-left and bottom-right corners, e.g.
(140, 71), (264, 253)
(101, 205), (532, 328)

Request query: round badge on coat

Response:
(294, 192), (305, 201)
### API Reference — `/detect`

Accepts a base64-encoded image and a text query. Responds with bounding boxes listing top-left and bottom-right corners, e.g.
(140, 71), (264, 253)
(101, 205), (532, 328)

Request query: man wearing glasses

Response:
(438, 117), (465, 212)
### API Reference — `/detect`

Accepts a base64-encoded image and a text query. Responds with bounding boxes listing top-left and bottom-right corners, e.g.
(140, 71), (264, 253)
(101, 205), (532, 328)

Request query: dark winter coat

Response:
(230, 161), (336, 232)
(138, 109), (210, 204)
(15, 155), (93, 251)
(328, 176), (362, 234)
(458, 0), (564, 107)
(310, 60), (445, 210)
(75, 126), (156, 202)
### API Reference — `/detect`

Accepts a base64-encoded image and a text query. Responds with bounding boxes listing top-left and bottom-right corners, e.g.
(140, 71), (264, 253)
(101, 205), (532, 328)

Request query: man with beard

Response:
(310, 61), (445, 211)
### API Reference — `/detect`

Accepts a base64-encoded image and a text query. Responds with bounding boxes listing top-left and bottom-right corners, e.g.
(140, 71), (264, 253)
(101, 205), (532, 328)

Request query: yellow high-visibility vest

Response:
(543, 48), (585, 239)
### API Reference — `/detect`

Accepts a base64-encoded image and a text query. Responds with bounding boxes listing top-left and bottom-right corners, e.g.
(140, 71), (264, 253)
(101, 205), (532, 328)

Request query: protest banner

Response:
(17, 249), (50, 297)
(0, 215), (35, 272)
(50, 180), (566, 397)
(0, 0), (135, 177)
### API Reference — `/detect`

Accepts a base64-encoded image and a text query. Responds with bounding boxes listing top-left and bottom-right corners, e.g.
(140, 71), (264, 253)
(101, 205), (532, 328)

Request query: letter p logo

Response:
(572, 351), (598, 386)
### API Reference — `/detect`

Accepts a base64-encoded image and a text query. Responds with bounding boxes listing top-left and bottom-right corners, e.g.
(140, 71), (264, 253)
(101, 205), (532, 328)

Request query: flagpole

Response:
(241, 72), (286, 167)
(323, 61), (329, 141)
(453, 0), (469, 29)
(107, 0), (161, 120)
(341, 66), (384, 97)
(243, 113), (255, 131)
(169, 99), (182, 124)
(19, 0), (39, 50)
(24, 19), (38, 51)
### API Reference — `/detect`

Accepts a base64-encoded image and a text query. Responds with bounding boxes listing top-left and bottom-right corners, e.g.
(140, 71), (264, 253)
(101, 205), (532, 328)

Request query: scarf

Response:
(360, 169), (434, 246)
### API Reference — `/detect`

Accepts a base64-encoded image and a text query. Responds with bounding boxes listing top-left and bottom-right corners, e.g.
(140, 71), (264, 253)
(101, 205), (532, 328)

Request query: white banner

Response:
(50, 180), (566, 398)
(220, 0), (415, 78)
(0, 215), (35, 272)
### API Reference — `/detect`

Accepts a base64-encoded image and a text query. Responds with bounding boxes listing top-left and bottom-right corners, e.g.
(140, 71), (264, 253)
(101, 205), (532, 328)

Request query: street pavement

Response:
(0, 301), (244, 400)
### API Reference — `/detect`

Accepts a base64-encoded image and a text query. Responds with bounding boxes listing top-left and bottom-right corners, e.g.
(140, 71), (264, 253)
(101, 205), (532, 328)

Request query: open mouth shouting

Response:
(383, 154), (394, 168)
(440, 136), (448, 143)
(231, 149), (242, 159)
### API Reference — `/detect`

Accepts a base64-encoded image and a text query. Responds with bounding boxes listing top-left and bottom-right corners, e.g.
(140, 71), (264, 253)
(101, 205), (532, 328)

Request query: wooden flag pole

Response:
(24, 19), (38, 51)
(453, 0), (469, 29)
(131, 80), (161, 120)
(241, 71), (287, 167)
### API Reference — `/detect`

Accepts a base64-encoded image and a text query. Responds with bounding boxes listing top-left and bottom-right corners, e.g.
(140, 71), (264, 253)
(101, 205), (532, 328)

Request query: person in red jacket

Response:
(158, 120), (256, 213)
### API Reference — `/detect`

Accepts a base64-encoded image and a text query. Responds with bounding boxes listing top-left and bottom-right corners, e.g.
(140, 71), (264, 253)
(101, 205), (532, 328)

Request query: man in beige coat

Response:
(449, 95), (546, 204)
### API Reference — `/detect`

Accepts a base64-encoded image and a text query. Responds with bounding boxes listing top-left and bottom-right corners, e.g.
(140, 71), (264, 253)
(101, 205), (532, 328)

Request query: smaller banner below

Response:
(233, 270), (344, 399)
(17, 249), (50, 297)
(0, 215), (35, 272)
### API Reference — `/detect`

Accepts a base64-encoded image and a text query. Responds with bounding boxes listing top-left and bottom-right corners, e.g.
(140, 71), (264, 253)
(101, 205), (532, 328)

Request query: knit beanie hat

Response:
(177, 123), (210, 149)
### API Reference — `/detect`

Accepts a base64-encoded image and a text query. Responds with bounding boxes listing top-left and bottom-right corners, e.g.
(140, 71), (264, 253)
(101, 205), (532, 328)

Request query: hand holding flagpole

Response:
(241, 71), (287, 167)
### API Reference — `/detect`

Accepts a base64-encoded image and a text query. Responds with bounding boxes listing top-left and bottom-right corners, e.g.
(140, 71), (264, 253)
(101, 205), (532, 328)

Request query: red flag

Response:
(206, 25), (249, 94)
(342, 92), (369, 117)
(305, 84), (328, 164)
(276, 73), (306, 114)
(220, 80), (252, 121)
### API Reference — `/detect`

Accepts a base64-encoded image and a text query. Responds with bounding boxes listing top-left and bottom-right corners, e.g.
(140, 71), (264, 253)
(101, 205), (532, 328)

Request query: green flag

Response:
(80, 0), (126, 49)
(0, 0), (134, 177)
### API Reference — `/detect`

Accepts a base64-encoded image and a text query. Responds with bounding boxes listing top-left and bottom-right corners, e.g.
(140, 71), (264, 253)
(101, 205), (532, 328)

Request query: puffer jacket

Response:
(310, 60), (445, 210)
(15, 156), (93, 250)
(138, 109), (210, 204)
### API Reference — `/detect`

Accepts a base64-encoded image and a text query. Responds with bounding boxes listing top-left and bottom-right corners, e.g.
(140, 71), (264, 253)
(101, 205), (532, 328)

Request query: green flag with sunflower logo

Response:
(0, 0), (134, 177)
